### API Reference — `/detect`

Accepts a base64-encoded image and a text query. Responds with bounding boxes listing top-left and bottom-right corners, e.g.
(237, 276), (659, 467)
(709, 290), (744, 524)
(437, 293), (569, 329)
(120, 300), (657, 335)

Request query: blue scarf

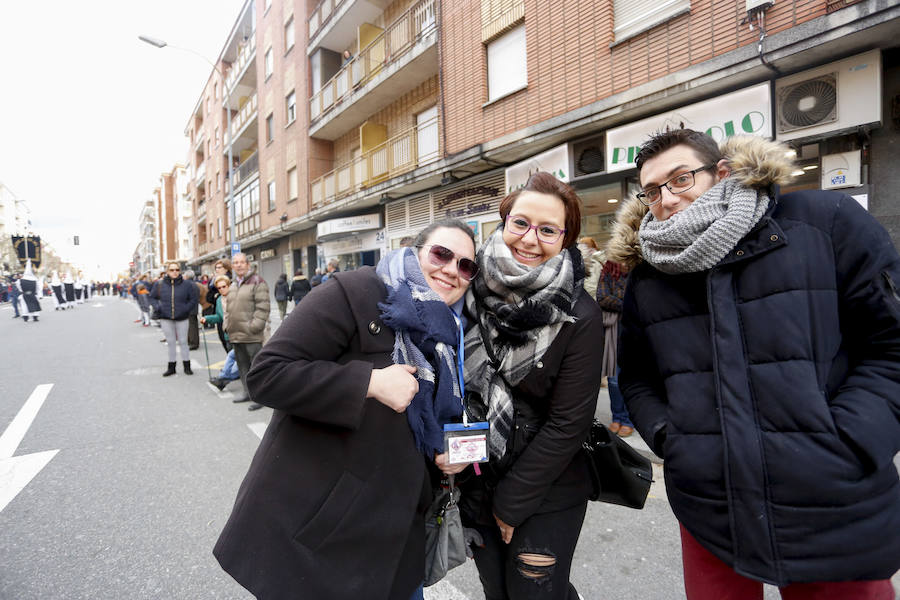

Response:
(377, 248), (464, 457)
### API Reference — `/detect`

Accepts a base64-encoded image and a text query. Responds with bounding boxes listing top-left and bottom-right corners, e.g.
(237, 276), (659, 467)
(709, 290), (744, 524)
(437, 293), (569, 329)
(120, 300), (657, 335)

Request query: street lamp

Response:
(139, 34), (236, 257)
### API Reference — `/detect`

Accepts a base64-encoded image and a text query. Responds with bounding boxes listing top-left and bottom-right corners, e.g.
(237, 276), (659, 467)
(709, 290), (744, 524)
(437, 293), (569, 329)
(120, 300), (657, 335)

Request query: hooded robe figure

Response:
(17, 261), (42, 322)
(63, 272), (75, 307)
(80, 274), (91, 301)
(74, 273), (84, 302)
(51, 271), (66, 309)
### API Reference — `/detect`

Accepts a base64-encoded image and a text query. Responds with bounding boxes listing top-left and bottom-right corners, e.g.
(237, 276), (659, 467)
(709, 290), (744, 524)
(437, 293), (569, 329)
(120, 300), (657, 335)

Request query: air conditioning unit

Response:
(571, 134), (605, 177)
(775, 50), (881, 141)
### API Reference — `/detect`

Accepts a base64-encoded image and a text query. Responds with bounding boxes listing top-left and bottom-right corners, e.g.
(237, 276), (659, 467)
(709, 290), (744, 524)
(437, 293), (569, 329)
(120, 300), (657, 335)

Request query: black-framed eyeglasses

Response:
(417, 244), (479, 281)
(504, 215), (567, 244)
(636, 164), (716, 206)
(168, 267), (181, 272)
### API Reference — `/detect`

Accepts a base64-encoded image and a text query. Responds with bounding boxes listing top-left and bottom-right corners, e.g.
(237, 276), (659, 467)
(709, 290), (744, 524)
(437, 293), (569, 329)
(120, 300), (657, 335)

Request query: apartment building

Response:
(135, 200), (158, 274)
(185, 0), (900, 281)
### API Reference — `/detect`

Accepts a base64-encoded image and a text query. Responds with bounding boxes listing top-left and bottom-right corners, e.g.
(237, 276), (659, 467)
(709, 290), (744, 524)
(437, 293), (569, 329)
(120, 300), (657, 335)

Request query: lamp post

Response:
(139, 35), (236, 256)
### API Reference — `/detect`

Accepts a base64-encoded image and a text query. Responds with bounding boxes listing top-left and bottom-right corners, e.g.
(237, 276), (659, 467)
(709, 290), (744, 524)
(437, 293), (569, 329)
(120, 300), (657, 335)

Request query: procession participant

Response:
(50, 271), (66, 310)
(17, 261), (42, 323)
(63, 272), (76, 308)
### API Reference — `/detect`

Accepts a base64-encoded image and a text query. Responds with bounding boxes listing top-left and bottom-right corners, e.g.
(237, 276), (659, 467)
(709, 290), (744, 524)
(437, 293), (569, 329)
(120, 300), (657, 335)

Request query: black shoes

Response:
(209, 377), (228, 391)
(183, 361), (193, 375)
(232, 396), (251, 403)
(162, 362), (177, 377)
(248, 403), (263, 411)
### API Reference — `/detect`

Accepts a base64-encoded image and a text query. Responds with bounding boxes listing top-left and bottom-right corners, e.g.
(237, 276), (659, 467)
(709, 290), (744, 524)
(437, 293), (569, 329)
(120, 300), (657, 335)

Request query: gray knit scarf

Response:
(463, 229), (582, 458)
(639, 178), (770, 274)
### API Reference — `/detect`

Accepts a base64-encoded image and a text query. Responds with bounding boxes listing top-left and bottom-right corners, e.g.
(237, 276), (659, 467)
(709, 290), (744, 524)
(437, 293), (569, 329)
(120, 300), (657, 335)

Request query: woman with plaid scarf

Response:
(460, 172), (605, 600)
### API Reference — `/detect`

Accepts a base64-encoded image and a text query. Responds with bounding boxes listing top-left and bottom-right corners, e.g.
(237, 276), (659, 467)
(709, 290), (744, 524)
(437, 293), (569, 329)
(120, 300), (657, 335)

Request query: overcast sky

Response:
(0, 0), (246, 279)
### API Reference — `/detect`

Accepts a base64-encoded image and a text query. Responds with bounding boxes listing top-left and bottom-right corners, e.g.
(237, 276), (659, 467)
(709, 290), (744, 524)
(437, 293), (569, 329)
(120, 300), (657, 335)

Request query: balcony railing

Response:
(232, 151), (259, 189)
(225, 35), (257, 91)
(230, 93), (258, 138)
(193, 129), (206, 151)
(195, 161), (207, 184)
(309, 116), (438, 209)
(308, 0), (340, 42)
(309, 0), (436, 124)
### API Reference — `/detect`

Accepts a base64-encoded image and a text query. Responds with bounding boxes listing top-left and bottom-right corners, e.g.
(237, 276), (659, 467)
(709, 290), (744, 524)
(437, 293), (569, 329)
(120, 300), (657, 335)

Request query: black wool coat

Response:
(213, 267), (430, 600)
(620, 190), (900, 586)
(459, 288), (605, 527)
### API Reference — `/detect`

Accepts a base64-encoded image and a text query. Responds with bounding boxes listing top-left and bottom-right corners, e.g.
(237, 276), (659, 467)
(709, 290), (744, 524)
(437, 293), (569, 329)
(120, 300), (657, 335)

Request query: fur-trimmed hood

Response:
(605, 135), (796, 270)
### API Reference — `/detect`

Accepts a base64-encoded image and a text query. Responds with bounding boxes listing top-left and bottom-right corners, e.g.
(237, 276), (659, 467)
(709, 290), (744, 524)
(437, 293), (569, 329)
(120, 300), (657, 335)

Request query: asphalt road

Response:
(0, 296), (896, 599)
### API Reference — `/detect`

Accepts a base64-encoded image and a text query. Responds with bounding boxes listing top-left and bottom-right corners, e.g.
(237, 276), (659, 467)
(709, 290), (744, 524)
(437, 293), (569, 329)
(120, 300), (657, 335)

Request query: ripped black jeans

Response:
(468, 501), (588, 600)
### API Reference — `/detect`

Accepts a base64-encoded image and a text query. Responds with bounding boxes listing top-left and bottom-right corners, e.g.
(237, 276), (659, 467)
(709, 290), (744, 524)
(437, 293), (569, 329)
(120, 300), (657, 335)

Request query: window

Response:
(285, 18), (295, 52)
(214, 126), (219, 147)
(487, 24), (527, 102)
(214, 83), (218, 100)
(267, 180), (276, 211)
(216, 171), (221, 192)
(264, 0), (271, 12)
(287, 167), (298, 202)
(217, 217), (222, 237)
(286, 91), (296, 125)
(613, 0), (690, 42)
(265, 48), (273, 79)
(266, 114), (274, 142)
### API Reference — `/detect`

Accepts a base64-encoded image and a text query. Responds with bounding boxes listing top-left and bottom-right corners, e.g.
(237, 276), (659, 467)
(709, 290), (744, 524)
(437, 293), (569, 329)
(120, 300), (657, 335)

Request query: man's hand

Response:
(367, 364), (418, 412)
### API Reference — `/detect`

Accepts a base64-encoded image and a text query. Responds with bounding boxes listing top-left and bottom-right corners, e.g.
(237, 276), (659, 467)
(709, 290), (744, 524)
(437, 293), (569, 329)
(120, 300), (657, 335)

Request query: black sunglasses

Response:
(417, 244), (478, 281)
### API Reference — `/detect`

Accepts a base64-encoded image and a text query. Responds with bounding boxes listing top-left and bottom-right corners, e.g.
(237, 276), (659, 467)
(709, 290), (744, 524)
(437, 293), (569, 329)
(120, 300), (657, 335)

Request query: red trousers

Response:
(680, 524), (895, 600)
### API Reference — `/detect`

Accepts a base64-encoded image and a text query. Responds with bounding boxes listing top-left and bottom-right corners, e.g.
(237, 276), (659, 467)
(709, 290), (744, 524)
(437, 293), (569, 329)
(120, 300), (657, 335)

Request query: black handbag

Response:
(583, 419), (654, 509)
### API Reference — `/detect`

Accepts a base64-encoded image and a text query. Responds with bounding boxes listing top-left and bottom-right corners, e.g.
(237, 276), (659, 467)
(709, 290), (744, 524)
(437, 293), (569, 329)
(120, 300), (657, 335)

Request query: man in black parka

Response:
(617, 130), (900, 598)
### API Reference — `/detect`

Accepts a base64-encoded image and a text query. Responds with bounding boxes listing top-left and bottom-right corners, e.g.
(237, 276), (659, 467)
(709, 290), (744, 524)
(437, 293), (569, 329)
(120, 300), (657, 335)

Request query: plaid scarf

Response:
(463, 229), (583, 458)
(377, 248), (464, 458)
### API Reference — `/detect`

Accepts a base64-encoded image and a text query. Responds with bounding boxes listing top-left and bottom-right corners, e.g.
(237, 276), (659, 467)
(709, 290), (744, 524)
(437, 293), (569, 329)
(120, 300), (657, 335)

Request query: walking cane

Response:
(201, 323), (213, 381)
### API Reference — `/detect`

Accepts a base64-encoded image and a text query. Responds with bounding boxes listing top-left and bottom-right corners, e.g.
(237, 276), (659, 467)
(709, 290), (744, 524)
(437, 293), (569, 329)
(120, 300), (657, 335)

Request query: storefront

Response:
(317, 212), (384, 271)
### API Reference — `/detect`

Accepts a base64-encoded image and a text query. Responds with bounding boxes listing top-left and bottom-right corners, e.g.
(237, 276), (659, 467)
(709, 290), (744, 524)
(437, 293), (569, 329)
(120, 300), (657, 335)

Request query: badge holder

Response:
(444, 416), (490, 465)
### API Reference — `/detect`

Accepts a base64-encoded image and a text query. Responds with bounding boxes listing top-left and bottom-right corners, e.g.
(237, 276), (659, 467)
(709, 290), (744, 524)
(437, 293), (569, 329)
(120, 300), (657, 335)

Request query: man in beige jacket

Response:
(224, 253), (270, 410)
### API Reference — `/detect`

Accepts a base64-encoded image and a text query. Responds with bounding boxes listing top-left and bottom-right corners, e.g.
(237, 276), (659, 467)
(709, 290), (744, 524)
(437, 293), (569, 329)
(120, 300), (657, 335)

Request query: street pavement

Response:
(0, 296), (897, 599)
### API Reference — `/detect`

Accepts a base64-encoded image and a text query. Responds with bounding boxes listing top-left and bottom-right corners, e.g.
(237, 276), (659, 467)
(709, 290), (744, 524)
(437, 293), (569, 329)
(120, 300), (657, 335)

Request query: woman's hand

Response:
(434, 452), (470, 475)
(367, 364), (418, 412)
(494, 515), (515, 544)
(199, 316), (206, 324)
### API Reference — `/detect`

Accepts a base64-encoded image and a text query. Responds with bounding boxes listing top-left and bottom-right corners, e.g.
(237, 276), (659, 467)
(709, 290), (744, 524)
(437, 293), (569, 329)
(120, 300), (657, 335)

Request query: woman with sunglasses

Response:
(214, 219), (478, 600)
(460, 172), (604, 600)
(149, 261), (199, 377)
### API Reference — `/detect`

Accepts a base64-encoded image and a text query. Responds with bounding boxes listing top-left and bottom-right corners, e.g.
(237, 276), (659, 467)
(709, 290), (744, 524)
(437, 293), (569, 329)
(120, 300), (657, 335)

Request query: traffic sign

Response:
(231, 242), (241, 256)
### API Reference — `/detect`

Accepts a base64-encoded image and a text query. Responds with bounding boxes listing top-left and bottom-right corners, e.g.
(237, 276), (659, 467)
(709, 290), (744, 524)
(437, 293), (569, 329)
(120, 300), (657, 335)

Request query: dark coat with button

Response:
(213, 267), (430, 600)
(616, 136), (900, 586)
(459, 284), (605, 528)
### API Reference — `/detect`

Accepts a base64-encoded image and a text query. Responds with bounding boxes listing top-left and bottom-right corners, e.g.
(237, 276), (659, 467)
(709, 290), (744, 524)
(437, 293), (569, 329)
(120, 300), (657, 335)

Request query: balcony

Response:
(194, 162), (207, 185)
(225, 34), (256, 92)
(230, 93), (258, 140)
(309, 0), (437, 140)
(193, 129), (206, 151)
(232, 150), (259, 191)
(309, 116), (438, 209)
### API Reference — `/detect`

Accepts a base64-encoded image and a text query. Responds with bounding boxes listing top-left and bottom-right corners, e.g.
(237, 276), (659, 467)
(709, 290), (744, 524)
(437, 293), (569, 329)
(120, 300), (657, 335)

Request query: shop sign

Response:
(259, 249), (276, 259)
(321, 230), (383, 256)
(316, 213), (382, 239)
(433, 172), (505, 219)
(606, 83), (771, 173)
(505, 144), (570, 193)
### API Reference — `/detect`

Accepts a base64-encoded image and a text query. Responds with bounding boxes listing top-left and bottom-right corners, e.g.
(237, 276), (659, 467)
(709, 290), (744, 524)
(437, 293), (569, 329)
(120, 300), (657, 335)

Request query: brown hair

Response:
(634, 128), (722, 172)
(215, 258), (232, 272)
(498, 171), (582, 248)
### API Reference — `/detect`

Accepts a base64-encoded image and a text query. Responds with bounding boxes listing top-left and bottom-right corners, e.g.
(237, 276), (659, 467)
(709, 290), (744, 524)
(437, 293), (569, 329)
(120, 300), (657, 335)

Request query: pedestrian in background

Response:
(8, 273), (21, 318)
(16, 262), (42, 323)
(577, 236), (604, 300)
(273, 273), (290, 320)
(224, 253), (270, 410)
(184, 270), (201, 351)
(136, 275), (152, 327)
(310, 267), (323, 287)
(289, 268), (311, 306)
(201, 275), (238, 392)
(149, 262), (199, 377)
(214, 219), (477, 600)
(320, 259), (339, 283)
(460, 172), (604, 600)
(619, 129), (900, 598)
(207, 259), (232, 350)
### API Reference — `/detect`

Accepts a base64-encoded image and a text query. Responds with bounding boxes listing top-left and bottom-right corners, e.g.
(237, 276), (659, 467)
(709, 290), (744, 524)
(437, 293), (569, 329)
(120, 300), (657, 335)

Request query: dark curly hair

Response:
(634, 128), (722, 172)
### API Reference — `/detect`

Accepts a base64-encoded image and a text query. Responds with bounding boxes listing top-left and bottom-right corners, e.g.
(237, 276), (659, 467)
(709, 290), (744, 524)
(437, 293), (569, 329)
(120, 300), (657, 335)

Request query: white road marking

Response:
(0, 384), (59, 513)
(92, 303), (104, 307)
(0, 384), (53, 459)
(248, 422), (268, 439)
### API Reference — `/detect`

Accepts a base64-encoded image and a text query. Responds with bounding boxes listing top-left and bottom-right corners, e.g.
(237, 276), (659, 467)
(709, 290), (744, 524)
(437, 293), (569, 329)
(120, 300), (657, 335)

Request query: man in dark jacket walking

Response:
(618, 129), (900, 599)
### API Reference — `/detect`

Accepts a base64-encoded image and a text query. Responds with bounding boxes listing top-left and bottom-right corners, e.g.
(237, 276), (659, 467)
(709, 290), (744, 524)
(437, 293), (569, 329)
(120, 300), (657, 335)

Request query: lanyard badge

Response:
(443, 308), (490, 465)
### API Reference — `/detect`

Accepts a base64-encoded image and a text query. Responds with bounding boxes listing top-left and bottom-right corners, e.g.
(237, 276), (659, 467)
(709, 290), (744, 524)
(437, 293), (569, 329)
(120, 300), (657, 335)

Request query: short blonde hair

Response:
(213, 275), (231, 288)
